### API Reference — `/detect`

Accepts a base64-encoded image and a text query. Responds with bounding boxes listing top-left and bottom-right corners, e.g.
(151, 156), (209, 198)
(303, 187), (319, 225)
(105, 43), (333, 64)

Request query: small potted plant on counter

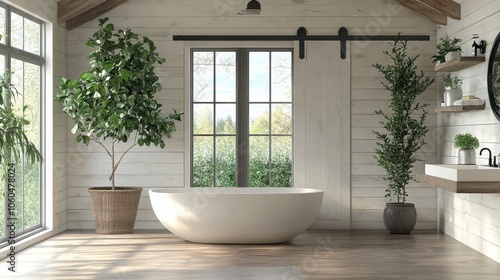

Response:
(56, 18), (182, 234)
(454, 133), (479, 165)
(432, 35), (462, 64)
(443, 74), (463, 106)
(373, 37), (434, 234)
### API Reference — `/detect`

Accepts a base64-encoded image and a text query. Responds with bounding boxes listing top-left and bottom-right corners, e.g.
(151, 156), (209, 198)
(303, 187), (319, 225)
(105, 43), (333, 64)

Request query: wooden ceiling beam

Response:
(58, 0), (106, 23)
(420, 0), (461, 20)
(396, 0), (448, 25)
(65, 0), (129, 30)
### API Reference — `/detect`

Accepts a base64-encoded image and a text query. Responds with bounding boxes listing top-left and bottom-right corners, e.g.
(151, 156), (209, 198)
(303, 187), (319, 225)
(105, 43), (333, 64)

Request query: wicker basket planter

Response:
(88, 187), (143, 234)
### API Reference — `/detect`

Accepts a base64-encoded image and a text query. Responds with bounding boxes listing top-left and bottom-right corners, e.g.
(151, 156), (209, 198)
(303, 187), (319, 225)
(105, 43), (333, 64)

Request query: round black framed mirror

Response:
(488, 32), (500, 121)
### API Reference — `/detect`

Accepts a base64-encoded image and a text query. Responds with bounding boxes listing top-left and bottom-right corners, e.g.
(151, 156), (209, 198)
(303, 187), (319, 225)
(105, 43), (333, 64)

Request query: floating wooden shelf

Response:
(417, 174), (500, 193)
(434, 104), (485, 112)
(434, 56), (485, 72)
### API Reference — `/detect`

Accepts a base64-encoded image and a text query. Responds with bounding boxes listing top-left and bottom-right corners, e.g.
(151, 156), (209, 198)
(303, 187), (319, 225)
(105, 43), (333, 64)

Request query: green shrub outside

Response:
(193, 136), (292, 187)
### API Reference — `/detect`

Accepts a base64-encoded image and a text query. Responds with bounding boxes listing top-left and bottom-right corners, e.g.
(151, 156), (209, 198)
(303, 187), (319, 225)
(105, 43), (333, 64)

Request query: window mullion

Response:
(268, 52), (273, 187)
(212, 51), (217, 188)
(237, 50), (249, 187)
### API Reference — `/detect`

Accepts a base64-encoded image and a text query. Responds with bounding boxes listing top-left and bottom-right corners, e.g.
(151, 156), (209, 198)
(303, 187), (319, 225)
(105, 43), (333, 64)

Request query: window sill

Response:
(0, 228), (58, 256)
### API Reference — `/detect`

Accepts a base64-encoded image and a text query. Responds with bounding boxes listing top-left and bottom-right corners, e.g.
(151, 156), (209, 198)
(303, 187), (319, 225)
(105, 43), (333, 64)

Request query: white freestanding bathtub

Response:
(149, 188), (323, 244)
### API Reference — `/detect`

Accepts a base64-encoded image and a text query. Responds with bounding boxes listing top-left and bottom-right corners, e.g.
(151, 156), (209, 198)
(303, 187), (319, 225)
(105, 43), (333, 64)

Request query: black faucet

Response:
(480, 147), (493, 166)
(472, 40), (487, 56)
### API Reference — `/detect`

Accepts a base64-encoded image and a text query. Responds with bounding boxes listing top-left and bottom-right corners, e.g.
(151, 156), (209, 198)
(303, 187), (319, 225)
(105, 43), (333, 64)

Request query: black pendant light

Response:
(242, 0), (261, 14)
(247, 0), (261, 10)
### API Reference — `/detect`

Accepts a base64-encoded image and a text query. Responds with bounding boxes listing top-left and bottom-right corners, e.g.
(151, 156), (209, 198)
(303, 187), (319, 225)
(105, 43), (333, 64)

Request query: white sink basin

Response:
(425, 164), (500, 182)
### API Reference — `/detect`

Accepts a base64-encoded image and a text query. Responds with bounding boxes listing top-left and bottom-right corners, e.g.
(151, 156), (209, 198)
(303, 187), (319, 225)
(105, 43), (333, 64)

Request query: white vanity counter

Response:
(418, 164), (500, 193)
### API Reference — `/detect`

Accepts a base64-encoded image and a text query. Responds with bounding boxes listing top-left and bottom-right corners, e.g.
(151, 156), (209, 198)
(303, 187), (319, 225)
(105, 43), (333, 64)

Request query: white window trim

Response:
(0, 2), (56, 254)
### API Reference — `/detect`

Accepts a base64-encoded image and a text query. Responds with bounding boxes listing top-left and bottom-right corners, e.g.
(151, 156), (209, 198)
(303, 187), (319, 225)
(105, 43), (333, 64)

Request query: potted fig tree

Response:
(56, 18), (182, 234)
(373, 37), (434, 234)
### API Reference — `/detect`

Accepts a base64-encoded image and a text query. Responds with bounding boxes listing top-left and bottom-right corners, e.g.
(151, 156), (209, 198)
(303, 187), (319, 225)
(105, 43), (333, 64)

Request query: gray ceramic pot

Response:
(457, 148), (476, 165)
(383, 202), (417, 234)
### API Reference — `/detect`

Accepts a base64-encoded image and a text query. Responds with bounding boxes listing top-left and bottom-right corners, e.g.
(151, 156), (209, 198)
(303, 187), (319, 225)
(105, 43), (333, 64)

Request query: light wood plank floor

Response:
(1, 229), (500, 279)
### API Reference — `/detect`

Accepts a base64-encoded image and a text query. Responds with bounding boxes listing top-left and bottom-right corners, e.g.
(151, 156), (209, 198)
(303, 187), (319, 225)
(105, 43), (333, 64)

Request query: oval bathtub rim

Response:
(149, 187), (324, 195)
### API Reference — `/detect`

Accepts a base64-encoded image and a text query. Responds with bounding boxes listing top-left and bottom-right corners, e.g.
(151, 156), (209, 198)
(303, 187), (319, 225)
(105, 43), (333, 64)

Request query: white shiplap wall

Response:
(0, 0), (67, 245)
(437, 0), (500, 263)
(64, 0), (438, 230)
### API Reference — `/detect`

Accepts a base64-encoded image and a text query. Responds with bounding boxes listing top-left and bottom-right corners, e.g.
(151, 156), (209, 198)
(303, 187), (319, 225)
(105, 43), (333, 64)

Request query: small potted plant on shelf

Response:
(443, 74), (463, 106)
(373, 37), (435, 234)
(432, 35), (462, 64)
(56, 18), (182, 234)
(454, 133), (479, 165)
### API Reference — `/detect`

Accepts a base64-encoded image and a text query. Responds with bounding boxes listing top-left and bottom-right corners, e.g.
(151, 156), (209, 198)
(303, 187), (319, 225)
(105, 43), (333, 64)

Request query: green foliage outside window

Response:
(192, 105), (292, 188)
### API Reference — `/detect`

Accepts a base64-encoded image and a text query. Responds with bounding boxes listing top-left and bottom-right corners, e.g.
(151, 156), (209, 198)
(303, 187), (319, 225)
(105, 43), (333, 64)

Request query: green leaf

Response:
(104, 23), (114, 32)
(102, 61), (114, 72)
(81, 72), (96, 81)
(71, 124), (79, 134)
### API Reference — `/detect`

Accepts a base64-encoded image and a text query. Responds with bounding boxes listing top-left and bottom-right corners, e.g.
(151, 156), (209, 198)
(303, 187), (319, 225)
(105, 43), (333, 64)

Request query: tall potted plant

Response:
(56, 18), (182, 234)
(373, 38), (434, 234)
(0, 70), (41, 183)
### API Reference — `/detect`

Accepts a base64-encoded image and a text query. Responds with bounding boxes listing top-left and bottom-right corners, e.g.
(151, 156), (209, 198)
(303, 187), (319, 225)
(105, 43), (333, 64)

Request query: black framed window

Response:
(191, 49), (293, 187)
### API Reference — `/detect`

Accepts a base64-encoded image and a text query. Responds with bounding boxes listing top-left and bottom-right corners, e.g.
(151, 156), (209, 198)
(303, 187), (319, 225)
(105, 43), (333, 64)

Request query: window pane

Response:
(193, 52), (214, 102)
(22, 62), (41, 144)
(10, 12), (23, 50)
(216, 104), (236, 134)
(10, 12), (41, 55)
(0, 7), (5, 44)
(215, 137), (236, 187)
(249, 52), (269, 102)
(272, 52), (292, 102)
(271, 136), (292, 187)
(0, 195), (3, 237)
(0, 55), (5, 75)
(11, 58), (26, 122)
(215, 52), (236, 102)
(193, 104), (213, 134)
(271, 104), (292, 135)
(193, 136), (214, 187)
(191, 49), (292, 189)
(13, 161), (25, 229)
(23, 63), (41, 228)
(11, 59), (42, 230)
(10, 60), (27, 232)
(24, 161), (41, 228)
(249, 104), (269, 134)
(24, 17), (41, 55)
(249, 136), (269, 187)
